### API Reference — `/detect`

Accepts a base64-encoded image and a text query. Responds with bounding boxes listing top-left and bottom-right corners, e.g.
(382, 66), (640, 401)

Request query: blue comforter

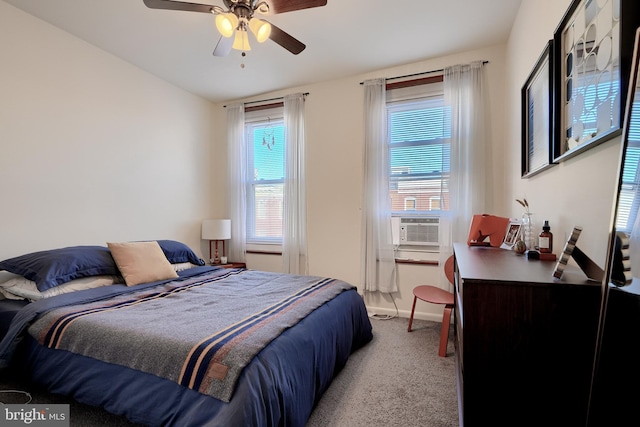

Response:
(0, 267), (373, 426)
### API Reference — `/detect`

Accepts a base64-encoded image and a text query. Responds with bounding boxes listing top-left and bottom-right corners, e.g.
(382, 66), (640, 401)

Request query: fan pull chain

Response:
(240, 51), (246, 69)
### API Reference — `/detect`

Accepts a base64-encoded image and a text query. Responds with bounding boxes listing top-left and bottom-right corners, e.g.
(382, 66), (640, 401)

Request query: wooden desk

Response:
(453, 243), (602, 427)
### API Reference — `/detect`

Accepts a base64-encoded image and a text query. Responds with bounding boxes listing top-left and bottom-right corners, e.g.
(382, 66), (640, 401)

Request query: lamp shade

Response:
(249, 18), (271, 43)
(232, 29), (251, 51)
(215, 13), (238, 38)
(202, 219), (231, 240)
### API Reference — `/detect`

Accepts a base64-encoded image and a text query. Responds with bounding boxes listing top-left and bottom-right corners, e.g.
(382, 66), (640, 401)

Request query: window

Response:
(387, 81), (451, 217)
(246, 108), (285, 244)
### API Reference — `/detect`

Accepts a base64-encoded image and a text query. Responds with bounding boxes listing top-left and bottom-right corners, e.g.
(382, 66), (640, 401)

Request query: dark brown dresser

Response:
(453, 243), (602, 427)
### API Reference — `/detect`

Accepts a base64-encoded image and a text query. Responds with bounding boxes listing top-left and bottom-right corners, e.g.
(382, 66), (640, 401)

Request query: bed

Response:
(0, 240), (372, 426)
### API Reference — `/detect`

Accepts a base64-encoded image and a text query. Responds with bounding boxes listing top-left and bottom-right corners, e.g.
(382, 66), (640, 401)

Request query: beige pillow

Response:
(107, 241), (178, 286)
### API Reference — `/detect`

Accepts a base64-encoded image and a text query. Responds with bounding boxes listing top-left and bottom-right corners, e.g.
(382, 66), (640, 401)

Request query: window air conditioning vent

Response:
(399, 217), (439, 246)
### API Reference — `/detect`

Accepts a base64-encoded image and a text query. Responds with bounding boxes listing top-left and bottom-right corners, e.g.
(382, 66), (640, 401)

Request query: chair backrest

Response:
(444, 255), (455, 286)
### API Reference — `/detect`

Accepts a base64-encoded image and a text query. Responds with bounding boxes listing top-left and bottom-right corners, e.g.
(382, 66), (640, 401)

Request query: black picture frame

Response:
(552, 0), (640, 163)
(522, 40), (555, 178)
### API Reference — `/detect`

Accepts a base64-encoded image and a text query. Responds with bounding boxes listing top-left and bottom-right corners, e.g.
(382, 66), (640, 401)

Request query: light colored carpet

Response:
(307, 316), (458, 427)
(0, 317), (458, 426)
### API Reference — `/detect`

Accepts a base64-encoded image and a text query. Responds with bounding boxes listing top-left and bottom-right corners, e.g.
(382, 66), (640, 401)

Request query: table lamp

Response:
(201, 219), (231, 264)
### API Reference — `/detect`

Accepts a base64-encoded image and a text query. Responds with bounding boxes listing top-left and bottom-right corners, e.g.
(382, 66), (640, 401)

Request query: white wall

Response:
(213, 44), (509, 321)
(0, 2), (213, 261)
(506, 0), (621, 266)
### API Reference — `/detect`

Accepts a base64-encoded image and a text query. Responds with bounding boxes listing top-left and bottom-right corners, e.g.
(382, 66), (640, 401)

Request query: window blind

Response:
(387, 95), (451, 215)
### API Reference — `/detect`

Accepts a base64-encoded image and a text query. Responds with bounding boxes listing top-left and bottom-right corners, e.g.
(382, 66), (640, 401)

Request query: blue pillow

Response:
(0, 246), (119, 292)
(156, 240), (205, 266)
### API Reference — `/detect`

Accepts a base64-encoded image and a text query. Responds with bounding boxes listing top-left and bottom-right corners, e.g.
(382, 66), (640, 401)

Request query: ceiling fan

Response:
(143, 0), (327, 56)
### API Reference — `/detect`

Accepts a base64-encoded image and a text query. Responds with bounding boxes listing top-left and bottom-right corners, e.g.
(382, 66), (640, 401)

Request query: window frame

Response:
(386, 77), (450, 219)
(245, 106), (285, 245)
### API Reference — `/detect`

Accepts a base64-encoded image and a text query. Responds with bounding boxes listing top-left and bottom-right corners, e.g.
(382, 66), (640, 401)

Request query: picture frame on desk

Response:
(500, 220), (523, 250)
(553, 226), (582, 279)
(552, 226), (603, 282)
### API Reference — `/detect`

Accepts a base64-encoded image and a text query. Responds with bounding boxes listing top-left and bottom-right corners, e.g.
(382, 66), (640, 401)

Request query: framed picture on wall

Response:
(552, 0), (640, 162)
(521, 40), (555, 178)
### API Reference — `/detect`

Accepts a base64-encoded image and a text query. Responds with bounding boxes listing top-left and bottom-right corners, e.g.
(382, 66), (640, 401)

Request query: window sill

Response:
(395, 258), (438, 266)
(246, 243), (282, 255)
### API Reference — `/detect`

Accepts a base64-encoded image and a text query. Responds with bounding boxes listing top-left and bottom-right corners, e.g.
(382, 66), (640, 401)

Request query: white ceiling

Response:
(3, 0), (522, 103)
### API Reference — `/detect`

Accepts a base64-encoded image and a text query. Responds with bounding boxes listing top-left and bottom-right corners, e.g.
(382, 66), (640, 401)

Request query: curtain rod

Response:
(223, 92), (309, 108)
(359, 60), (489, 85)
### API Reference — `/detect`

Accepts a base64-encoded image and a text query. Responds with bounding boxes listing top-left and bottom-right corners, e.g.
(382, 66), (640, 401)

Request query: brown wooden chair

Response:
(407, 255), (455, 357)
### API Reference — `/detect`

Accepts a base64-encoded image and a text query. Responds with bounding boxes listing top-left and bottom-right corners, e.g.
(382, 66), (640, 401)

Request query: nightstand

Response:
(217, 262), (246, 269)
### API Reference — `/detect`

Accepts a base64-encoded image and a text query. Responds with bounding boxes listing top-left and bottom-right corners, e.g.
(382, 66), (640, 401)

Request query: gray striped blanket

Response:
(27, 268), (355, 402)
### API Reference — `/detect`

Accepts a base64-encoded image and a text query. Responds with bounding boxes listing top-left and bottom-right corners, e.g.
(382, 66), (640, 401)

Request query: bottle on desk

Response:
(539, 221), (553, 253)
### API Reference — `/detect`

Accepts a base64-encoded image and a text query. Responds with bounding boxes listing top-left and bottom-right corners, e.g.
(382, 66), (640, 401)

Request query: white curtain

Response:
(361, 79), (397, 293)
(441, 61), (491, 279)
(226, 103), (247, 263)
(282, 93), (308, 275)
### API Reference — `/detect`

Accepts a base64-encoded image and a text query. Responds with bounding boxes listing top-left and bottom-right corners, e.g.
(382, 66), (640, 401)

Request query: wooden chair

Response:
(407, 255), (455, 357)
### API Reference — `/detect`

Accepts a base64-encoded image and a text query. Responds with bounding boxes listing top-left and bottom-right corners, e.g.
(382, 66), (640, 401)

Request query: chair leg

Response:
(438, 305), (453, 357)
(408, 296), (418, 332)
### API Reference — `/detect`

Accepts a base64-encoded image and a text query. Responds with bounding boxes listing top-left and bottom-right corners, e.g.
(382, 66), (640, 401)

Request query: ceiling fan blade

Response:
(266, 22), (306, 54)
(213, 36), (233, 57)
(143, 0), (213, 14)
(267, 0), (327, 14)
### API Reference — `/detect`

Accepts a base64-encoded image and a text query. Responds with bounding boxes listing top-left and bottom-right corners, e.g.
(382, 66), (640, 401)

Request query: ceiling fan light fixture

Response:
(249, 19), (271, 43)
(254, 1), (270, 14)
(215, 12), (238, 38)
(232, 29), (251, 51)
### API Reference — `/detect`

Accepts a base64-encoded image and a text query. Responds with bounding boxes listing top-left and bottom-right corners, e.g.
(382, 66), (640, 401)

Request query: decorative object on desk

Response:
(201, 219), (231, 265)
(526, 249), (540, 260)
(513, 240), (527, 254)
(553, 226), (582, 279)
(467, 214), (510, 247)
(553, 226), (604, 281)
(524, 249), (556, 261)
(522, 40), (555, 178)
(539, 220), (553, 253)
(500, 220), (523, 250)
(516, 198), (536, 250)
(539, 252), (557, 261)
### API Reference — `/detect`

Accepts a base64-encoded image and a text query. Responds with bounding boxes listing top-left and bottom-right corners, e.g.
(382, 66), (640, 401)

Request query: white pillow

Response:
(0, 272), (25, 287)
(0, 275), (121, 302)
(0, 287), (22, 300)
(172, 262), (201, 272)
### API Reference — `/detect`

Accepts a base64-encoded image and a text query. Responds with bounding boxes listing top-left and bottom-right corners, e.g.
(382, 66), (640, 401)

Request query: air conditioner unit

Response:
(398, 217), (439, 246)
